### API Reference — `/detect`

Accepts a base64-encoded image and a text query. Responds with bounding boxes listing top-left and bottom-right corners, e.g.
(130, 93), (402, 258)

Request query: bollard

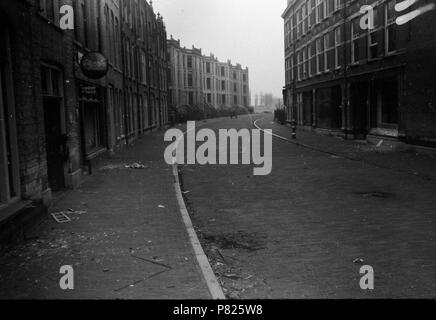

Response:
(291, 119), (297, 139)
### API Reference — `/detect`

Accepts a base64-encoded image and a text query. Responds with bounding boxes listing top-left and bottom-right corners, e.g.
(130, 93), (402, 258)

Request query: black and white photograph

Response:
(1, 0), (436, 313)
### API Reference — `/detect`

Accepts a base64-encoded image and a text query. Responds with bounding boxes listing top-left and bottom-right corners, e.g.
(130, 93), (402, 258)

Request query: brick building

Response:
(73, 0), (169, 171)
(1, 0), (77, 229)
(282, 0), (436, 148)
(167, 38), (250, 115)
(0, 0), (169, 240)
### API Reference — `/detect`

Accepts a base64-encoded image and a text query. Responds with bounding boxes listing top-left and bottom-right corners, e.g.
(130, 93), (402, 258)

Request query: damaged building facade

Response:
(282, 0), (436, 148)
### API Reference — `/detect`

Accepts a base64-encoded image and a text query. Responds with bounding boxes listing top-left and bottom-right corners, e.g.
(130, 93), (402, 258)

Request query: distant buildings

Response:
(254, 93), (282, 111)
(282, 0), (436, 148)
(167, 37), (251, 115)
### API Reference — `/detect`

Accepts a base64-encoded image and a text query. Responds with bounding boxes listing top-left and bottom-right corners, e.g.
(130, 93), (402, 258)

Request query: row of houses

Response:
(0, 0), (168, 232)
(167, 37), (251, 116)
(282, 0), (436, 149)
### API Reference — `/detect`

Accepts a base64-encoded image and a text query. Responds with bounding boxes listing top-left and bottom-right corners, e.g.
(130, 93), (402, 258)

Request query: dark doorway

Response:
(43, 98), (65, 191)
(303, 91), (313, 126)
(350, 82), (369, 139)
(331, 86), (343, 129)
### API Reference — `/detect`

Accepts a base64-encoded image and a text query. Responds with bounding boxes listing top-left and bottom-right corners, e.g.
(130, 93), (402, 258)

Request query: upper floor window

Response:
(302, 4), (308, 35)
(351, 18), (361, 63)
(334, 27), (342, 68)
(324, 33), (330, 72)
(187, 56), (193, 69)
(368, 6), (379, 59)
(316, 0), (324, 24)
(385, 0), (397, 53)
(316, 38), (324, 73)
(334, 0), (344, 11)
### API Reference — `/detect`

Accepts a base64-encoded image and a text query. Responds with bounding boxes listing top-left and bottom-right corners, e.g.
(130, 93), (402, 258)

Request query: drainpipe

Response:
(342, 0), (349, 140)
(120, 3), (129, 146)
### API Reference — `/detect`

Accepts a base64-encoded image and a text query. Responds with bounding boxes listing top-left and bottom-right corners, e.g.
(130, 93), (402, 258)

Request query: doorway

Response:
(43, 98), (65, 191)
(350, 82), (369, 139)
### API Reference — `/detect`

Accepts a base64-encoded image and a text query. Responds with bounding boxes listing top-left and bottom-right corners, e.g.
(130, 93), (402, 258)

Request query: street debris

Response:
(114, 270), (168, 292)
(353, 258), (365, 264)
(376, 140), (384, 148)
(51, 212), (71, 223)
(222, 273), (242, 280)
(68, 208), (87, 215)
(125, 162), (146, 169)
(130, 251), (172, 270)
(158, 205), (166, 209)
(182, 190), (191, 195)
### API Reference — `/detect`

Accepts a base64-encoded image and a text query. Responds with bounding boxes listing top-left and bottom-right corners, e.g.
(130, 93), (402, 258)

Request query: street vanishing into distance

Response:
(2, 114), (436, 299)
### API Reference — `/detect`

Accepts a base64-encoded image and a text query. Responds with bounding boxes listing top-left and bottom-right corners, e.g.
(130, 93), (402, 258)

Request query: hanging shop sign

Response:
(80, 52), (108, 79)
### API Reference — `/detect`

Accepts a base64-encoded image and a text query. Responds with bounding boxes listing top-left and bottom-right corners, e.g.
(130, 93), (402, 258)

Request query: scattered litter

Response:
(376, 140), (384, 148)
(353, 258), (365, 264)
(68, 209), (87, 215)
(158, 205), (166, 209)
(103, 268), (110, 273)
(244, 275), (254, 280)
(51, 212), (71, 223)
(223, 273), (241, 280)
(216, 262), (225, 267)
(125, 162), (146, 169)
(182, 191), (191, 195)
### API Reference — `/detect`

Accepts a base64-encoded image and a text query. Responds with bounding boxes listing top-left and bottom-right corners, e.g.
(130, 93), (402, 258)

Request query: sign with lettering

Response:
(80, 52), (108, 79)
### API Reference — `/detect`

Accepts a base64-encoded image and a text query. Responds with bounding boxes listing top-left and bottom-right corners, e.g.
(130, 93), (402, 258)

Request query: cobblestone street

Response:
(180, 115), (436, 299)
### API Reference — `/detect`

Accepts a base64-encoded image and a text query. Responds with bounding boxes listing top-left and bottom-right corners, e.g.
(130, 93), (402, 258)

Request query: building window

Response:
(302, 4), (308, 35)
(334, 0), (344, 11)
(188, 74), (193, 87)
(221, 66), (225, 77)
(316, 0), (324, 24)
(323, 33), (330, 72)
(297, 9), (302, 38)
(303, 47), (308, 79)
(316, 38), (323, 73)
(334, 27), (342, 68)
(385, 0), (397, 54)
(221, 80), (226, 91)
(290, 54), (294, 81)
(206, 78), (211, 89)
(233, 83), (237, 92)
(308, 46), (313, 77)
(297, 50), (303, 81)
(351, 18), (360, 63)
(368, 6), (379, 59)
(187, 56), (193, 69)
(243, 74), (247, 82)
(222, 94), (226, 105)
(207, 93), (212, 103)
(206, 62), (211, 73)
(308, 2), (312, 29)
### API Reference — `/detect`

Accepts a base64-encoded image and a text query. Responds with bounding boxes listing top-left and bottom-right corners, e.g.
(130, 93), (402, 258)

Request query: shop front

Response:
(77, 82), (107, 172)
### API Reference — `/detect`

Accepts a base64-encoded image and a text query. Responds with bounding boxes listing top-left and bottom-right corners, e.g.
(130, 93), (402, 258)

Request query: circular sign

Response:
(80, 52), (109, 79)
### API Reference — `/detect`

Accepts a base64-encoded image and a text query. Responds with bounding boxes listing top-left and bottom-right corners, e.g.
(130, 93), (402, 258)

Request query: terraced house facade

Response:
(167, 37), (250, 115)
(0, 0), (169, 241)
(282, 0), (436, 149)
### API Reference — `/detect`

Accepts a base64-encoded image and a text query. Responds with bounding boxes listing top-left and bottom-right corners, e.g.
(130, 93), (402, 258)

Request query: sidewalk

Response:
(258, 117), (436, 181)
(0, 130), (211, 299)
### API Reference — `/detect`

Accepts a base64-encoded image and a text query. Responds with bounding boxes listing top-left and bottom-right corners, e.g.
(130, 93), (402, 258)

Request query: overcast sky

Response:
(153, 0), (286, 100)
